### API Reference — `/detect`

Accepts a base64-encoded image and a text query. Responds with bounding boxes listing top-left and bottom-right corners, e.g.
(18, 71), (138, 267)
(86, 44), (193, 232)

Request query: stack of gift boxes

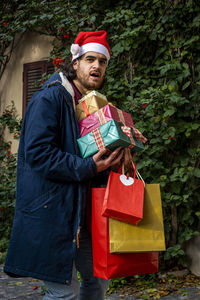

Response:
(76, 90), (147, 158)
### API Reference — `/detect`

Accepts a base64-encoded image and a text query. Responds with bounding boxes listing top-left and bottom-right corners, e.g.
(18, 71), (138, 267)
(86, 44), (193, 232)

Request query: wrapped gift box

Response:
(120, 125), (144, 153)
(78, 103), (147, 145)
(132, 127), (147, 144)
(76, 90), (108, 121)
(131, 128), (144, 152)
(78, 104), (134, 137)
(77, 119), (132, 158)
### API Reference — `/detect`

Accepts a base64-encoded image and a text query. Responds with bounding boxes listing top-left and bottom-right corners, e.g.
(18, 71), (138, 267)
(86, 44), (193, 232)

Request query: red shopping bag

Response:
(92, 188), (159, 279)
(102, 161), (144, 225)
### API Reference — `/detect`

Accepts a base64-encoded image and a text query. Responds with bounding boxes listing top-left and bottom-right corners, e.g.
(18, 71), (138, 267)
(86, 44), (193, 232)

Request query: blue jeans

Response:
(43, 228), (109, 300)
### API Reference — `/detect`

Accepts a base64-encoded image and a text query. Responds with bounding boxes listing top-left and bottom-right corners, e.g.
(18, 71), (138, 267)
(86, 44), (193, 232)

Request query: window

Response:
(23, 60), (55, 116)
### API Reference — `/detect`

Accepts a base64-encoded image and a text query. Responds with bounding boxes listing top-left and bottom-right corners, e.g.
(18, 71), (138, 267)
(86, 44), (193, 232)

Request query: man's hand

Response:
(111, 148), (133, 172)
(93, 147), (124, 173)
(123, 148), (133, 171)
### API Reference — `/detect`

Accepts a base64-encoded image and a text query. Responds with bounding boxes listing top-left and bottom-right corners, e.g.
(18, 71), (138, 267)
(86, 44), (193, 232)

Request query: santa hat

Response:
(70, 30), (111, 61)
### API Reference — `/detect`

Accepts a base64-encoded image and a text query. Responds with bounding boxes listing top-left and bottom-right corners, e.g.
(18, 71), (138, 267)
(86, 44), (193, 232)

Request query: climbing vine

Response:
(1, 0), (200, 266)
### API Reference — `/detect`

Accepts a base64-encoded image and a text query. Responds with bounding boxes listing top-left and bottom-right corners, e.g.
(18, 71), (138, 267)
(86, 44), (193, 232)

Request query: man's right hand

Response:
(93, 147), (124, 173)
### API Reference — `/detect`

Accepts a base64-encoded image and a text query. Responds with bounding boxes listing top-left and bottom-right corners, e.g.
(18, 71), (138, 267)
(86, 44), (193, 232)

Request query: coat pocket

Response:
(21, 184), (70, 219)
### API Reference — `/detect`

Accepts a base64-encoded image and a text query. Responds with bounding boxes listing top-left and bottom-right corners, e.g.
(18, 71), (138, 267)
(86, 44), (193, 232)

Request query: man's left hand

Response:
(111, 148), (133, 172)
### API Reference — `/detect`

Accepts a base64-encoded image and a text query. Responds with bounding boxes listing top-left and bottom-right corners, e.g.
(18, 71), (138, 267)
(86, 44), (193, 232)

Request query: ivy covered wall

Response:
(0, 0), (200, 267)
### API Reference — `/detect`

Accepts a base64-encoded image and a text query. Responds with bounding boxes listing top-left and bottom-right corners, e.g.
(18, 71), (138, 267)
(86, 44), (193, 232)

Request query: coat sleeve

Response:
(23, 88), (97, 182)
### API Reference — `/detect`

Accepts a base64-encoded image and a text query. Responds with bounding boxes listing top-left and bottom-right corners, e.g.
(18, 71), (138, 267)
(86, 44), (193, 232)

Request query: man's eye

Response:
(87, 58), (94, 62)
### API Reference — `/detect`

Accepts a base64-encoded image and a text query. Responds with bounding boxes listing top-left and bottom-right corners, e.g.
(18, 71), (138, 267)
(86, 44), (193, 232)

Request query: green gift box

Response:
(77, 119), (132, 158)
(131, 128), (144, 152)
(117, 125), (144, 153)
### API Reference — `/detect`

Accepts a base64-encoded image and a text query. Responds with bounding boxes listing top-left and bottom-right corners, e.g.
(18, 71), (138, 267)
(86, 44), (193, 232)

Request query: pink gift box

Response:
(79, 104), (134, 137)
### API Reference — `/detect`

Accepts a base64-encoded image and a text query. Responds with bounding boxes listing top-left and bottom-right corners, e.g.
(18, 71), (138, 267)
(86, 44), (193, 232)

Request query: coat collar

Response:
(59, 72), (76, 109)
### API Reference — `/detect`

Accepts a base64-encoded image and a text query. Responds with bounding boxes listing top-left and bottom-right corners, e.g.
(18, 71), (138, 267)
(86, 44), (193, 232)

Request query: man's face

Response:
(73, 52), (107, 91)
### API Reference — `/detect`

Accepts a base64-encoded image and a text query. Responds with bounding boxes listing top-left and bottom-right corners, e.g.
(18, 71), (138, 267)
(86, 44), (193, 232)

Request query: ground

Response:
(1, 265), (200, 299)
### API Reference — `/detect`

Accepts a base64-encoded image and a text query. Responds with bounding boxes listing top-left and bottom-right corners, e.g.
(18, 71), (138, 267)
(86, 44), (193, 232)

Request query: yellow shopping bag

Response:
(109, 184), (166, 253)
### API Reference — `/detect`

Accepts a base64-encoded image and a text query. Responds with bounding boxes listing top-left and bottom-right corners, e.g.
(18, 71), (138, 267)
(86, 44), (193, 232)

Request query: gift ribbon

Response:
(131, 126), (147, 143)
(117, 109), (126, 125)
(81, 100), (90, 117)
(97, 110), (107, 125)
(92, 128), (105, 150)
(121, 126), (135, 149)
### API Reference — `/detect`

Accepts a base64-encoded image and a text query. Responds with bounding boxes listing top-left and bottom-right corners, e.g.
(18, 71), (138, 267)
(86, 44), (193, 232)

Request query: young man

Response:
(4, 31), (132, 299)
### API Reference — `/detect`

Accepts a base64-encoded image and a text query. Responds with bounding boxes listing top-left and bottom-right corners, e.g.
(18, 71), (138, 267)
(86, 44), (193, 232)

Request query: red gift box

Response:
(79, 104), (134, 137)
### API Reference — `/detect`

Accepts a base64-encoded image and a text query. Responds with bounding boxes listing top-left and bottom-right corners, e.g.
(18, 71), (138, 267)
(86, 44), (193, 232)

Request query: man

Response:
(4, 31), (132, 299)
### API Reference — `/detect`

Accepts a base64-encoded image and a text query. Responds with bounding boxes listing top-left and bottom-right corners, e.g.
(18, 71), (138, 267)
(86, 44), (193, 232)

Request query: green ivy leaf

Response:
(182, 81), (191, 90)
(194, 168), (200, 178)
(163, 108), (176, 117)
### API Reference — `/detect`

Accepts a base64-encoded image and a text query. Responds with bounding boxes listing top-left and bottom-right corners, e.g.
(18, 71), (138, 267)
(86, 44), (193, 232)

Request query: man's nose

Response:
(93, 60), (101, 69)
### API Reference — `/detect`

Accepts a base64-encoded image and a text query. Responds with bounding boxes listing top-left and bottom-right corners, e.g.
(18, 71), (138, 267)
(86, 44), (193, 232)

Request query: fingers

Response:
(93, 147), (123, 173)
(122, 148), (132, 170)
(104, 147), (122, 164)
(123, 148), (130, 165)
(93, 148), (108, 163)
(93, 147), (136, 173)
(109, 149), (124, 167)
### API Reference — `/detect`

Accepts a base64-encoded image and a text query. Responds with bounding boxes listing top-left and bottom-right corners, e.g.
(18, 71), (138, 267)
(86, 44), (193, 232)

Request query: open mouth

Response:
(90, 72), (100, 78)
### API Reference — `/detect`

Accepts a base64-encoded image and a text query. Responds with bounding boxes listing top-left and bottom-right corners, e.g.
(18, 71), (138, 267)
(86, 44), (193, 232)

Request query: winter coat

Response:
(4, 73), (98, 284)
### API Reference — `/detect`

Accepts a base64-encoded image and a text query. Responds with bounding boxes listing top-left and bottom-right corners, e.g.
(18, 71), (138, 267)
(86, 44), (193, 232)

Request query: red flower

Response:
(2, 22), (8, 26)
(64, 34), (70, 39)
(59, 26), (63, 31)
(7, 150), (11, 156)
(53, 56), (65, 68)
(168, 136), (175, 140)
(142, 104), (147, 108)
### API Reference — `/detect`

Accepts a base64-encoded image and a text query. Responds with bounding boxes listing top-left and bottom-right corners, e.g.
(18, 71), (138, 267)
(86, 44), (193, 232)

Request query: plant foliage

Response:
(0, 0), (200, 267)
(0, 103), (21, 262)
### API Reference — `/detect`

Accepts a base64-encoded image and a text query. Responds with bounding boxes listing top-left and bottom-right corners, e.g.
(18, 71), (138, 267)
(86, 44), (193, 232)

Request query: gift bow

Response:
(132, 127), (147, 143)
(121, 126), (135, 149)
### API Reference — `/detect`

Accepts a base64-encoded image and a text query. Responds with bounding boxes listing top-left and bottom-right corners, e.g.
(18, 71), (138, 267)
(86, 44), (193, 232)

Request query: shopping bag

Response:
(92, 188), (159, 279)
(102, 161), (144, 225)
(109, 184), (166, 253)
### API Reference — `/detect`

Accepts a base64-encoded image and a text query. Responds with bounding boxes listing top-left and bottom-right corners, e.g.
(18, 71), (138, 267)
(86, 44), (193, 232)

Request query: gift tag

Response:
(120, 175), (134, 186)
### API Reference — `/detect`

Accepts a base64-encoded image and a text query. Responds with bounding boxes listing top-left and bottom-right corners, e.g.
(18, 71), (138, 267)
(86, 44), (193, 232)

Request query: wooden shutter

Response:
(23, 61), (55, 116)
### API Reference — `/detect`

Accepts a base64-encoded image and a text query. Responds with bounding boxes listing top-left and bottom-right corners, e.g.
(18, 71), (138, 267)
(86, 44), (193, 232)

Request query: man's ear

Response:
(73, 59), (79, 71)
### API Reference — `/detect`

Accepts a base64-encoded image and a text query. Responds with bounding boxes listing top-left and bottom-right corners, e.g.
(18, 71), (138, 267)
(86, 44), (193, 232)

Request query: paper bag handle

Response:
(122, 161), (145, 187)
(122, 161), (136, 182)
(131, 161), (145, 187)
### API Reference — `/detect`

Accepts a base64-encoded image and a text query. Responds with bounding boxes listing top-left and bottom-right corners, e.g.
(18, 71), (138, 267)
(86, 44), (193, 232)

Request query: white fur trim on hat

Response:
(70, 44), (80, 56)
(71, 42), (110, 61)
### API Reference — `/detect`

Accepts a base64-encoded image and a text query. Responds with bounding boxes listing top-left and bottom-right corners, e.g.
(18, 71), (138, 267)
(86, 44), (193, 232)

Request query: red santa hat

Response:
(70, 30), (111, 61)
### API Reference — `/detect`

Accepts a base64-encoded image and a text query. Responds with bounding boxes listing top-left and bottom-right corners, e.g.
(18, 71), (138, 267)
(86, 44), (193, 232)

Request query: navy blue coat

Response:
(4, 74), (98, 284)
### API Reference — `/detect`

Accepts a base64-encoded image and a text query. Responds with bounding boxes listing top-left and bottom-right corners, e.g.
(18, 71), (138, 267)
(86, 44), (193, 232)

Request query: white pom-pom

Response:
(70, 44), (80, 56)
